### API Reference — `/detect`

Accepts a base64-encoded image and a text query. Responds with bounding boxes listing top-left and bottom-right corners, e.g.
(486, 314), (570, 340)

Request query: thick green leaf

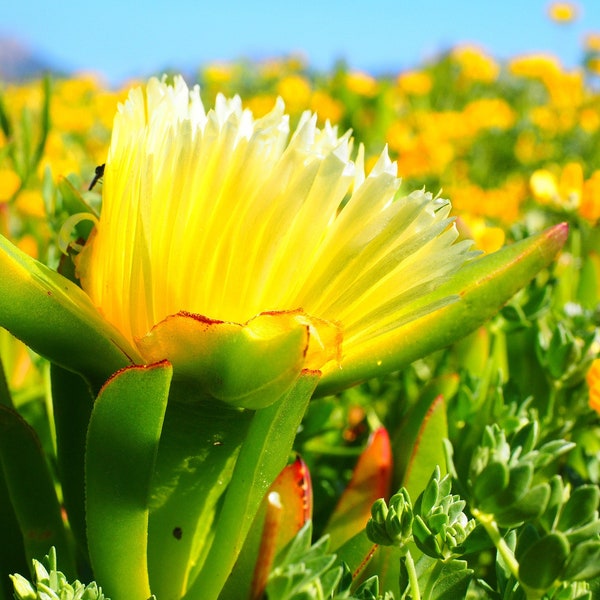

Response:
(51, 364), (95, 562)
(324, 427), (392, 550)
(0, 404), (74, 576)
(0, 466), (28, 600)
(334, 530), (378, 582)
(562, 540), (600, 581)
(146, 390), (254, 599)
(397, 395), (448, 501)
(86, 361), (172, 600)
(473, 462), (509, 511)
(317, 223), (568, 395)
(414, 554), (473, 600)
(519, 532), (569, 592)
(557, 485), (600, 531)
(0, 234), (139, 388)
(186, 371), (320, 600)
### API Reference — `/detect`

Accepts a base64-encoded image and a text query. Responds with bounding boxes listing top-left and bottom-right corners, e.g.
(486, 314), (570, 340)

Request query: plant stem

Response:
(472, 509), (519, 580)
(404, 550), (421, 600)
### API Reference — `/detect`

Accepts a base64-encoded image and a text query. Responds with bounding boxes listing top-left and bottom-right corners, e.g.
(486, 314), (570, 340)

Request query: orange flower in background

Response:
(0, 169), (21, 203)
(581, 171), (600, 222)
(587, 359), (600, 413)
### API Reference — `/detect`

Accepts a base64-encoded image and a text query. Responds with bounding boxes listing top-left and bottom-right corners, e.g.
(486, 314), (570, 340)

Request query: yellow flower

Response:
(396, 71), (432, 96)
(547, 1), (579, 23)
(0, 169), (21, 202)
(276, 75), (312, 113)
(584, 33), (600, 52)
(345, 71), (378, 97)
(310, 91), (344, 124)
(75, 76), (475, 396)
(451, 45), (500, 83)
(530, 163), (583, 210)
(508, 54), (563, 80)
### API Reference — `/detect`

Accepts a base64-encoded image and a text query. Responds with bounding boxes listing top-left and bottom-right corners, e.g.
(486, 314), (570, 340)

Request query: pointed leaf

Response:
(0, 404), (74, 576)
(324, 427), (392, 550)
(397, 395), (448, 501)
(51, 364), (95, 561)
(187, 371), (320, 600)
(519, 532), (569, 592)
(318, 223), (568, 395)
(86, 361), (172, 600)
(0, 234), (139, 387)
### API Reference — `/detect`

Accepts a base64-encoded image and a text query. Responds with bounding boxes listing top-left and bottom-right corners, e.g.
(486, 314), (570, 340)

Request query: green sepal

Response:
(0, 234), (139, 388)
(86, 361), (172, 600)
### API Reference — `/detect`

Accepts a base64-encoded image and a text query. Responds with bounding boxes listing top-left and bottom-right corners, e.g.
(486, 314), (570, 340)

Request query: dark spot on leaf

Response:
(173, 526), (183, 540)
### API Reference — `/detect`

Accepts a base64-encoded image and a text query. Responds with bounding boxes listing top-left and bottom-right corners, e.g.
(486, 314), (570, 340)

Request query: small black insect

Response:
(173, 526), (183, 540)
(88, 163), (105, 191)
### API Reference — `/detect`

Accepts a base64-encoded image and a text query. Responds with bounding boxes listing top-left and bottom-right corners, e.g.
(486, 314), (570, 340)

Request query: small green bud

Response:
(9, 573), (37, 600)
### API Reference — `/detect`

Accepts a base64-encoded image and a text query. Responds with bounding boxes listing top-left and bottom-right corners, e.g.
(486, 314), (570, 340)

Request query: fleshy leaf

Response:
(187, 371), (320, 600)
(0, 404), (75, 577)
(86, 361), (172, 600)
(395, 394), (448, 500)
(317, 223), (568, 395)
(0, 234), (139, 387)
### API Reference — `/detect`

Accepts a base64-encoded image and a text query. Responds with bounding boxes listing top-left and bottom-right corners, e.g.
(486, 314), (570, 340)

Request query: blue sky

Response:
(2, 0), (599, 86)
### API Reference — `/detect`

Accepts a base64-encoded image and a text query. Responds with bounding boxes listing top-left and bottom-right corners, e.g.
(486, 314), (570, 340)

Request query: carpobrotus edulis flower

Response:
(73, 76), (474, 402)
(0, 76), (567, 406)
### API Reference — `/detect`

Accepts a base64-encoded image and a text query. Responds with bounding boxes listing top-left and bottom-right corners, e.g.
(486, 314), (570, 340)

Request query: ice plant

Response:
(0, 75), (569, 600)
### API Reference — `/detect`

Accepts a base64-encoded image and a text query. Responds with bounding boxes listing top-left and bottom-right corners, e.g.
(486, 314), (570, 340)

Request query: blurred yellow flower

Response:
(587, 358), (600, 413)
(0, 169), (21, 202)
(76, 76), (474, 390)
(530, 163), (584, 211)
(345, 71), (378, 97)
(202, 62), (235, 85)
(276, 74), (312, 112)
(579, 108), (600, 133)
(244, 94), (278, 118)
(310, 90), (344, 124)
(451, 46), (500, 83)
(448, 180), (525, 223)
(584, 33), (600, 52)
(14, 189), (46, 218)
(457, 215), (505, 254)
(547, 1), (579, 23)
(508, 54), (563, 80)
(463, 98), (515, 131)
(396, 70), (432, 96)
